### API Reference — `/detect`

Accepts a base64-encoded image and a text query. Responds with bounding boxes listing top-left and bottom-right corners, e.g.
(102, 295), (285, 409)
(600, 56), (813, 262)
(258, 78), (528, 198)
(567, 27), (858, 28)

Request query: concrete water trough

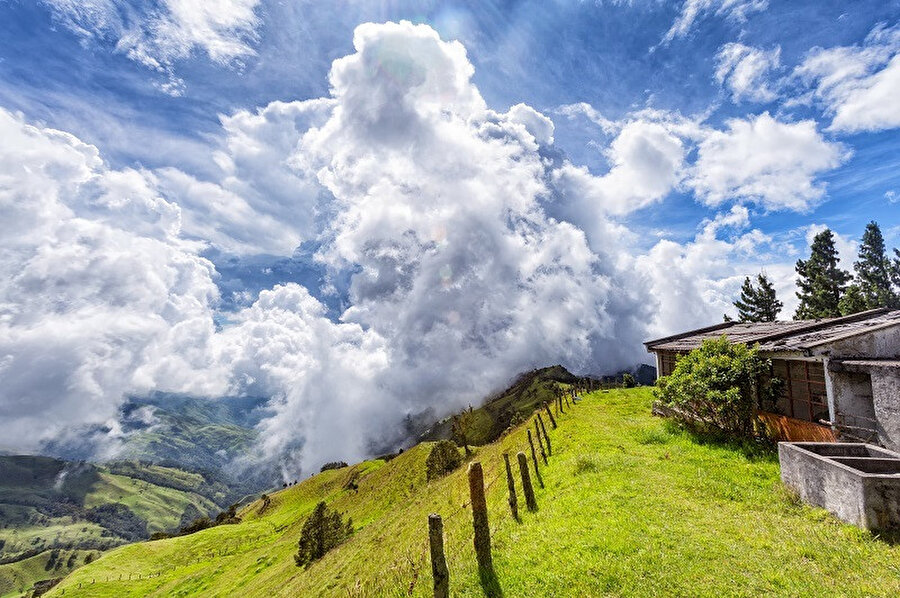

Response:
(778, 442), (900, 531)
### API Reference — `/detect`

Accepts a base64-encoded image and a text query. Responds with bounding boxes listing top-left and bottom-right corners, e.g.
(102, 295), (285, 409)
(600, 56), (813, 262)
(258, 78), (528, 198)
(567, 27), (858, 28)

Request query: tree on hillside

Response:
(854, 221), (898, 309)
(451, 405), (476, 455)
(733, 274), (783, 322)
(294, 501), (353, 568)
(794, 229), (851, 319)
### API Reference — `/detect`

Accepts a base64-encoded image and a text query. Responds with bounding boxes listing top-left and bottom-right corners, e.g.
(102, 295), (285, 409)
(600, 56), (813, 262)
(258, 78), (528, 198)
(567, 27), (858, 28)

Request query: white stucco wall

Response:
(871, 369), (900, 453)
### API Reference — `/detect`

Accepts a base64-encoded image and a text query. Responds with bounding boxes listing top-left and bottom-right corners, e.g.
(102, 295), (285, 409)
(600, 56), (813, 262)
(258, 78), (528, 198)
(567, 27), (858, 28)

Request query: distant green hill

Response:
(420, 364), (580, 445)
(0, 456), (228, 597)
(44, 394), (270, 479)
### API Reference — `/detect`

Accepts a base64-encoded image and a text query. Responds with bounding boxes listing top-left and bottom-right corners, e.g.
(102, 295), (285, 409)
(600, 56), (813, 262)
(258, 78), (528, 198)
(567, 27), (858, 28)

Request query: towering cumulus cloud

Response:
(0, 22), (651, 474)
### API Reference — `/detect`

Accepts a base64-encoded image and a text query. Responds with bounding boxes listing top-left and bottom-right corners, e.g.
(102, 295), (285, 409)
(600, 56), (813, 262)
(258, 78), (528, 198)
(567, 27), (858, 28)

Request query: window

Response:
(771, 359), (828, 423)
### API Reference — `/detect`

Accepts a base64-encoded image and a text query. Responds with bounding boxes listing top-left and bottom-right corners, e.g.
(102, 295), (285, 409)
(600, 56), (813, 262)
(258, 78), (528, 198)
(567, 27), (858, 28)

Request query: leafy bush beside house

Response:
(655, 336), (778, 438)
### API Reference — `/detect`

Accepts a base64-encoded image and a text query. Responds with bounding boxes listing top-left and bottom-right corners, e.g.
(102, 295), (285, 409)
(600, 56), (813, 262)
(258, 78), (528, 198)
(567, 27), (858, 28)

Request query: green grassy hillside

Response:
(0, 457), (227, 597)
(47, 388), (900, 597)
(0, 549), (94, 598)
(421, 365), (579, 445)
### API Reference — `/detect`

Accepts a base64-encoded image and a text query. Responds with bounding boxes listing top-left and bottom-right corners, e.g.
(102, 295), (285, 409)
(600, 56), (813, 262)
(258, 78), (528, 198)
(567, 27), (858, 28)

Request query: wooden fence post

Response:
(537, 413), (552, 456)
(534, 420), (548, 464)
(517, 452), (537, 511)
(543, 402), (557, 429)
(428, 514), (449, 598)
(467, 462), (493, 575)
(502, 453), (519, 521)
(527, 430), (544, 488)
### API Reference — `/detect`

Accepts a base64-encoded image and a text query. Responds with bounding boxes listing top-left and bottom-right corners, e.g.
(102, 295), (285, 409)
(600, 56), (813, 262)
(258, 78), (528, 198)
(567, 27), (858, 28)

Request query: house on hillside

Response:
(644, 308), (900, 452)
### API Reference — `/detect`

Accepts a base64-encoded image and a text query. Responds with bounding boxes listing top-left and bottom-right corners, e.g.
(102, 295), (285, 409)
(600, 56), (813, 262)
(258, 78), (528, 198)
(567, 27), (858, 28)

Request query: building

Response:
(644, 308), (900, 451)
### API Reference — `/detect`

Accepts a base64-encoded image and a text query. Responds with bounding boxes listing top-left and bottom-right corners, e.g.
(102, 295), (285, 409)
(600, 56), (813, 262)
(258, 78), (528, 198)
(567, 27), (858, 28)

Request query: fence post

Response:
(502, 453), (519, 521)
(534, 420), (548, 464)
(428, 514), (449, 598)
(543, 402), (557, 429)
(537, 413), (552, 456)
(517, 452), (537, 511)
(527, 430), (544, 488)
(467, 462), (493, 575)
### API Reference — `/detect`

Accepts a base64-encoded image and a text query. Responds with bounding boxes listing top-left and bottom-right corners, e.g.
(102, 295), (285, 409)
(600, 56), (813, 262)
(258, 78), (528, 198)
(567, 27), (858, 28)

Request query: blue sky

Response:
(3, 0), (898, 251)
(1, 0), (899, 467)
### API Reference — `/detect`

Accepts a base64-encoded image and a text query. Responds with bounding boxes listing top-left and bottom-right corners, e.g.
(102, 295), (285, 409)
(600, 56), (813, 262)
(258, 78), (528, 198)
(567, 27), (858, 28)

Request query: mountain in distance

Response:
(0, 455), (228, 597)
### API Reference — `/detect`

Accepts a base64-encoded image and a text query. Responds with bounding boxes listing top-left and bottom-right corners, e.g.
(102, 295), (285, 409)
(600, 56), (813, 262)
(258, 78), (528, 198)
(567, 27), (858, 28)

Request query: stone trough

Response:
(778, 442), (900, 531)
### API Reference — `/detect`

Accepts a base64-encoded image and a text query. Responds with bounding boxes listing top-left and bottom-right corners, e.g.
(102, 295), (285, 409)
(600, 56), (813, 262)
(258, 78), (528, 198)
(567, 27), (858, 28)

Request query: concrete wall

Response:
(779, 442), (900, 531)
(826, 368), (876, 431)
(818, 325), (900, 359)
(871, 369), (900, 453)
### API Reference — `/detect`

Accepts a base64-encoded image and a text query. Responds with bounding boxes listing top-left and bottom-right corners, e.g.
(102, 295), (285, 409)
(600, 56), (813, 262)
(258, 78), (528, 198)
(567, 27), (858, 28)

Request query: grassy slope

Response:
(49, 388), (900, 597)
(0, 458), (224, 597)
(83, 473), (219, 535)
(0, 549), (93, 598)
(422, 365), (577, 445)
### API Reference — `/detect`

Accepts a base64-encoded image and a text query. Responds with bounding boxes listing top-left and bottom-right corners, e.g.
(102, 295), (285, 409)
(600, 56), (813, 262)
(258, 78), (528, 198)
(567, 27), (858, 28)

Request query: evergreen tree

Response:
(853, 221), (898, 309)
(839, 284), (867, 316)
(294, 501), (353, 568)
(794, 229), (851, 319)
(733, 274), (783, 322)
(892, 248), (900, 296)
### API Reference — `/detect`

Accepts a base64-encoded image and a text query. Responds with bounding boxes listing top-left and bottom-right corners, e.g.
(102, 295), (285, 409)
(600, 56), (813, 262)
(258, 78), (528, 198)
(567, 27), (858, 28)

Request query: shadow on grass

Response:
(478, 565), (503, 597)
(662, 419), (778, 463)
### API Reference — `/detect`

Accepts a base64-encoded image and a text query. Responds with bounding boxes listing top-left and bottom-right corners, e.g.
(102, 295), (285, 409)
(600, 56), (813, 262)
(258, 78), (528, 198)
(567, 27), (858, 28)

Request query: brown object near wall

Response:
(757, 411), (838, 443)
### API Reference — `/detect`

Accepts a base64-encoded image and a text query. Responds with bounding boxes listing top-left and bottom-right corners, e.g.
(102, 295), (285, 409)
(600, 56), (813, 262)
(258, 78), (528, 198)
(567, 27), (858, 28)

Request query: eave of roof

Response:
(644, 308), (897, 353)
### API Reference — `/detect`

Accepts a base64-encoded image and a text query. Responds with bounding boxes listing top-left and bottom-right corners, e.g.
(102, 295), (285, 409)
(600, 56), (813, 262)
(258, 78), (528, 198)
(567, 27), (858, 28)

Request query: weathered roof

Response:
(831, 358), (900, 371)
(644, 308), (900, 353)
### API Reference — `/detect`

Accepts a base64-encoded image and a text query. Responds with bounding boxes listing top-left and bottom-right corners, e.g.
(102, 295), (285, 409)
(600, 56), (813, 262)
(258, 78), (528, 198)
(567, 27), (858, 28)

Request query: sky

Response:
(1, 0), (899, 474)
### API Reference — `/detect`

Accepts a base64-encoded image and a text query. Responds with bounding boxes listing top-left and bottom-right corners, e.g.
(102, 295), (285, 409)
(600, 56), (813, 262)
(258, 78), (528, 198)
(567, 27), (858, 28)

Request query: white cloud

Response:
(688, 112), (848, 211)
(637, 205), (798, 335)
(715, 43), (781, 103)
(0, 107), (224, 454)
(551, 118), (686, 216)
(43, 0), (262, 94)
(0, 22), (657, 476)
(557, 102), (618, 133)
(795, 23), (900, 132)
(661, 0), (768, 44)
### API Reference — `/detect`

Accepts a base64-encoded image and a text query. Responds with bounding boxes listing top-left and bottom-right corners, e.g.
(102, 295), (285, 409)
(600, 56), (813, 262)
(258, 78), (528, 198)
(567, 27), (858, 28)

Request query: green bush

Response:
(425, 440), (463, 482)
(654, 336), (772, 438)
(294, 501), (353, 568)
(622, 373), (636, 388)
(320, 461), (348, 472)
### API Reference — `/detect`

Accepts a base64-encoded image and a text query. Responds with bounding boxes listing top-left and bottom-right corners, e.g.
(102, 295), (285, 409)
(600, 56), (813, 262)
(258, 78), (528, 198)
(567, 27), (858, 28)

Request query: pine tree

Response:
(839, 284), (867, 316)
(794, 229), (851, 319)
(733, 274), (783, 322)
(854, 221), (898, 309)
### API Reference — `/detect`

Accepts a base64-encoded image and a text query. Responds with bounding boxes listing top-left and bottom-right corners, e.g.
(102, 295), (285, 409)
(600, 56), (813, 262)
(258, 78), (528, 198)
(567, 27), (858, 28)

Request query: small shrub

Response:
(425, 440), (463, 482)
(622, 373), (636, 388)
(320, 461), (349, 473)
(294, 501), (353, 568)
(573, 456), (599, 475)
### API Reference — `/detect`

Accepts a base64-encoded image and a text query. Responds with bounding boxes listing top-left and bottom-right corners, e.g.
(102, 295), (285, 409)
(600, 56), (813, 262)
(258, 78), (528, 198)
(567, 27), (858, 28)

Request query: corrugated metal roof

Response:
(645, 308), (900, 353)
